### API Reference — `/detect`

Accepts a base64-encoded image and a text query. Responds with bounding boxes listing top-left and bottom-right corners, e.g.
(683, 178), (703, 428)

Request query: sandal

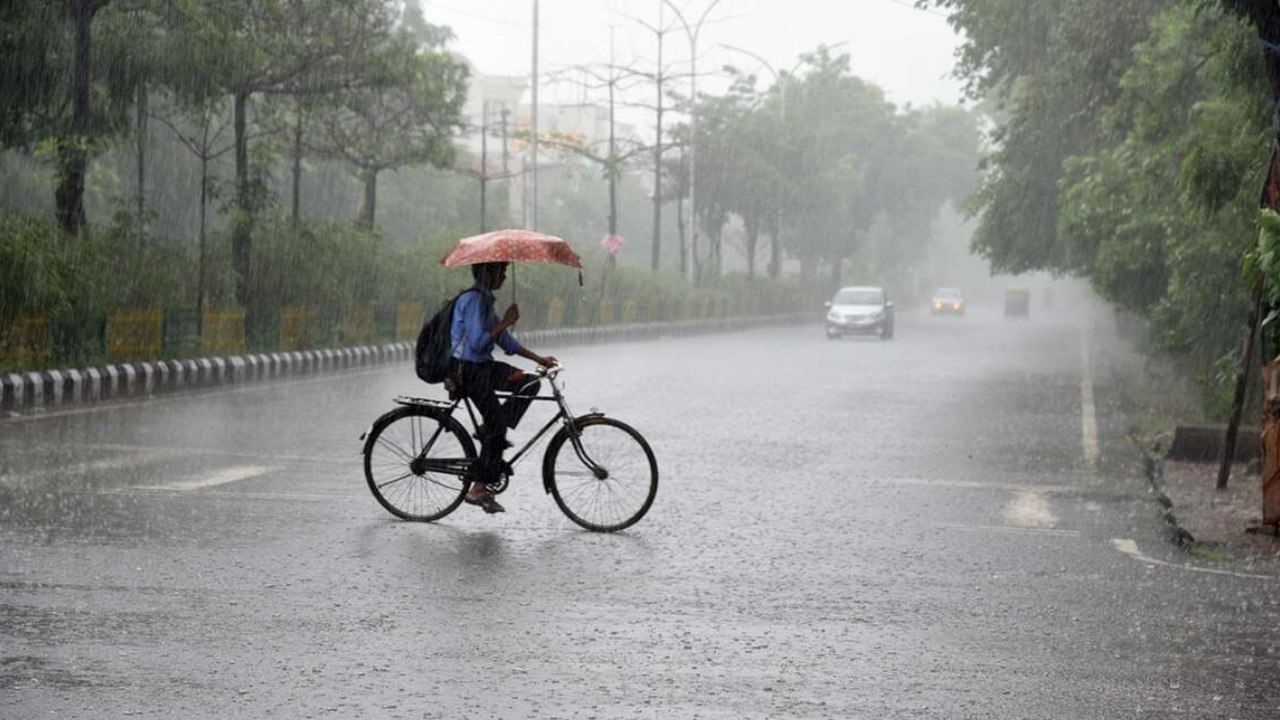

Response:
(464, 487), (505, 514)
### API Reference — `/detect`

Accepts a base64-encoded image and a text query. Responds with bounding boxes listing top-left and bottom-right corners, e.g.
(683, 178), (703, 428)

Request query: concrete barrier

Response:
(1167, 424), (1261, 463)
(0, 312), (811, 416)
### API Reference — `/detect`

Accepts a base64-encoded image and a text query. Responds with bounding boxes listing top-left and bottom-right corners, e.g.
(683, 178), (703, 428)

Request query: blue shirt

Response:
(450, 286), (523, 362)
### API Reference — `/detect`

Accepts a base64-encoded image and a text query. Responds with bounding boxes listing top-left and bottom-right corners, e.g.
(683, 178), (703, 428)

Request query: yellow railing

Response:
(107, 310), (162, 362)
(396, 302), (424, 341)
(0, 314), (52, 367)
(203, 309), (245, 354)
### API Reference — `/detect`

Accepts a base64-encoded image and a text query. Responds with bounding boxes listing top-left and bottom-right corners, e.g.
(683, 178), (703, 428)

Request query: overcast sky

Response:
(426, 0), (966, 129)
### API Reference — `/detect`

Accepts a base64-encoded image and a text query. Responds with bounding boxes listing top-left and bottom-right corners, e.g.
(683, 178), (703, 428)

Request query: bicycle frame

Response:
(415, 367), (608, 482)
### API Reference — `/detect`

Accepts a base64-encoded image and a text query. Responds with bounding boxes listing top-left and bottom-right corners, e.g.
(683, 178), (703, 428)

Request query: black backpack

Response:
(414, 289), (476, 383)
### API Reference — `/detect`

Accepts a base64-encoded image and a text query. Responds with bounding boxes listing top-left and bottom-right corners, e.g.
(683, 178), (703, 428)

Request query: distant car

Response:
(931, 287), (965, 316)
(1004, 289), (1030, 319)
(825, 286), (894, 340)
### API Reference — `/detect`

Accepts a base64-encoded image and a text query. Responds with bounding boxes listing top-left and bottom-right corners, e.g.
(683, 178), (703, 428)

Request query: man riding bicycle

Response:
(450, 261), (556, 514)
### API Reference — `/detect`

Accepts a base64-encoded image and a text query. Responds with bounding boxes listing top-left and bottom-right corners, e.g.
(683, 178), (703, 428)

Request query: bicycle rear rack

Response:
(393, 395), (455, 410)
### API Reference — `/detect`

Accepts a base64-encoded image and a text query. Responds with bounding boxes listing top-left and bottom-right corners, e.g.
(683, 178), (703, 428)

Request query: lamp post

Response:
(530, 0), (539, 230)
(662, 0), (723, 283)
(719, 41), (849, 122)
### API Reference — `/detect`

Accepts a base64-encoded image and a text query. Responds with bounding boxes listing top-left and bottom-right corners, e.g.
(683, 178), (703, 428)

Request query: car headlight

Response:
(827, 311), (841, 321)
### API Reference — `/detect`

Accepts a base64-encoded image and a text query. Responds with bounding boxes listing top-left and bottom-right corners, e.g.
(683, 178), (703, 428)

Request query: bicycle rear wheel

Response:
(544, 416), (658, 532)
(363, 406), (474, 521)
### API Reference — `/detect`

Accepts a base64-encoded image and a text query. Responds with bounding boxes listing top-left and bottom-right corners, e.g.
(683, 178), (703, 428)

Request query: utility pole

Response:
(663, 0), (723, 283)
(652, 5), (664, 271)
(624, 1), (681, 272)
(480, 102), (489, 233)
(501, 108), (510, 177)
(530, 0), (540, 230)
(608, 27), (618, 246)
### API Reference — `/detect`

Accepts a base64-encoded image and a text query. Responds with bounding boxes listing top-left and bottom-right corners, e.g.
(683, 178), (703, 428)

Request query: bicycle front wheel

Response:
(363, 406), (474, 521)
(544, 416), (658, 532)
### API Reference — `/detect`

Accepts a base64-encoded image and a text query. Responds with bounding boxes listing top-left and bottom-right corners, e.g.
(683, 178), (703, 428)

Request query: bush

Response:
(0, 211), (67, 333)
(1, 208), (815, 369)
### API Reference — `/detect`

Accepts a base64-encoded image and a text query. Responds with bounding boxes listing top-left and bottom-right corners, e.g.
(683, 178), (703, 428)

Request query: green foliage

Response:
(930, 0), (1163, 274)
(935, 0), (1274, 415)
(250, 216), (389, 310)
(691, 48), (982, 285)
(0, 211), (67, 327)
(311, 36), (469, 226)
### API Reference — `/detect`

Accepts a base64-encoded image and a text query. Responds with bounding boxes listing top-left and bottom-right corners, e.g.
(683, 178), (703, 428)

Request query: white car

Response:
(824, 286), (894, 340)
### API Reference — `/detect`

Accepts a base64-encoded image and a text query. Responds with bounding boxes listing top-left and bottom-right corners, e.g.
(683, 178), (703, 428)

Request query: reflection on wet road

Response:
(2, 302), (1277, 718)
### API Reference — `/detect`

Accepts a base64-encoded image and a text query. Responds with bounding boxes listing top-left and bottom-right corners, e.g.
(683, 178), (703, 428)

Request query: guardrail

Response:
(0, 291), (807, 374)
(0, 312), (810, 416)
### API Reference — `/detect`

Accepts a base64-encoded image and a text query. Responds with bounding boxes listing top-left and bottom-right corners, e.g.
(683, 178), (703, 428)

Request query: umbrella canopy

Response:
(440, 229), (584, 269)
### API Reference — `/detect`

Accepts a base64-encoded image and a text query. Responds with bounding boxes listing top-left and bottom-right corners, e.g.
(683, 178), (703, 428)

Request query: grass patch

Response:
(1186, 543), (1231, 564)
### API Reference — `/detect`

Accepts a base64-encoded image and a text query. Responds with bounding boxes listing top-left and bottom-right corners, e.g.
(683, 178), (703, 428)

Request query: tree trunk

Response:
(135, 81), (148, 222)
(651, 38), (663, 272)
(198, 153), (209, 326)
(676, 193), (686, 278)
(745, 211), (759, 281)
(231, 89), (252, 307)
(705, 221), (721, 280)
(799, 253), (817, 285)
(359, 171), (378, 229)
(291, 99), (304, 227)
(767, 211), (781, 280)
(608, 170), (618, 238)
(55, 0), (100, 237)
(1219, 282), (1262, 489)
(830, 256), (843, 290)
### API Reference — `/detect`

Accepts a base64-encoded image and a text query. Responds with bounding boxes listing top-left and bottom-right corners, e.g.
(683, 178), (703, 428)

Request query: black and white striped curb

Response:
(0, 313), (810, 415)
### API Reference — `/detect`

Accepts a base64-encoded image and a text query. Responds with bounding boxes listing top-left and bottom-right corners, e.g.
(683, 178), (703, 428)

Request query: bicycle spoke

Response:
(377, 471), (414, 491)
(365, 409), (472, 522)
(551, 420), (656, 532)
(375, 435), (416, 464)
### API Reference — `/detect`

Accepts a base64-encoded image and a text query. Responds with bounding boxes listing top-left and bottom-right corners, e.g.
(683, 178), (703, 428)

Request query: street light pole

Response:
(663, 0), (723, 283)
(719, 41), (849, 122)
(531, 0), (539, 230)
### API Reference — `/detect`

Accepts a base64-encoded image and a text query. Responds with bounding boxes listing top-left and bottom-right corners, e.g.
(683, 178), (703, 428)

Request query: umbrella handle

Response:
(511, 263), (517, 307)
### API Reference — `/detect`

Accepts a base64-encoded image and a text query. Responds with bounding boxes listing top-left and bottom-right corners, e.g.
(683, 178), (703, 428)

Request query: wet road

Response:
(2, 301), (1278, 719)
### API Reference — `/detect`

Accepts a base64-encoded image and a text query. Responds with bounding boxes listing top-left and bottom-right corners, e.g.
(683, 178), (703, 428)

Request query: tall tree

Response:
(178, 0), (399, 307)
(1, 0), (151, 235)
(925, 0), (1162, 274)
(312, 32), (467, 228)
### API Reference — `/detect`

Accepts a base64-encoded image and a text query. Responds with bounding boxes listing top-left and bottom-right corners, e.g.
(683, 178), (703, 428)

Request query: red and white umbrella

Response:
(440, 228), (584, 302)
(440, 228), (584, 269)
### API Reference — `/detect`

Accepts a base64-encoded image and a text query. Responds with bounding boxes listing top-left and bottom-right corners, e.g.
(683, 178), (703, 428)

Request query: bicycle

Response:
(360, 365), (658, 532)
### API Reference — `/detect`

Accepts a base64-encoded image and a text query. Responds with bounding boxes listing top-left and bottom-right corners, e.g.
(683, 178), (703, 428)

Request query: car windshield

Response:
(935, 288), (961, 300)
(834, 290), (883, 305)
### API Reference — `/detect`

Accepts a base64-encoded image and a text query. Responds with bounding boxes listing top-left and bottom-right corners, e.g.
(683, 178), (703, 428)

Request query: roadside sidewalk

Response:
(1158, 459), (1280, 559)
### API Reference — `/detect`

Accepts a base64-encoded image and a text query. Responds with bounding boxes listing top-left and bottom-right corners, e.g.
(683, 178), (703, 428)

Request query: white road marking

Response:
(0, 448), (184, 487)
(0, 440), (348, 466)
(935, 523), (1080, 538)
(1111, 538), (1274, 580)
(133, 465), (273, 492)
(1081, 330), (1100, 470)
(1002, 490), (1058, 528)
(858, 476), (1076, 494)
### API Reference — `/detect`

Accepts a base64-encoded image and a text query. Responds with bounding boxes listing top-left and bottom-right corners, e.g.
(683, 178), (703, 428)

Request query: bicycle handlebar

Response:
(538, 363), (564, 378)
